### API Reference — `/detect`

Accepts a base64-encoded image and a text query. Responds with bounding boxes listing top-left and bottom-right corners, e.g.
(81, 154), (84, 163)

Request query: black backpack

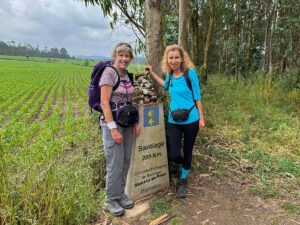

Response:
(88, 61), (134, 112)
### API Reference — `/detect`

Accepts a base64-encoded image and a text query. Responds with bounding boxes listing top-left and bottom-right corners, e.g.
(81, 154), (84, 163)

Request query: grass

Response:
(0, 56), (145, 224)
(282, 201), (300, 215)
(0, 56), (105, 224)
(149, 198), (172, 218)
(193, 72), (300, 208)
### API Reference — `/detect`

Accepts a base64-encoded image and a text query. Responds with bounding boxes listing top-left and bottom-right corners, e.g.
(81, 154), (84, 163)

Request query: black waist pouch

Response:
(114, 104), (139, 128)
(171, 109), (190, 122)
(171, 105), (195, 122)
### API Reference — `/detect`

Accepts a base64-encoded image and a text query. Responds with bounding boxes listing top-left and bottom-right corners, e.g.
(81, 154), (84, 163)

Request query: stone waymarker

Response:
(125, 103), (170, 200)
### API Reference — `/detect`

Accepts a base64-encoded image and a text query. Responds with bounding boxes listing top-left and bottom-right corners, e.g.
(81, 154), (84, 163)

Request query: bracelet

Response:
(107, 121), (117, 130)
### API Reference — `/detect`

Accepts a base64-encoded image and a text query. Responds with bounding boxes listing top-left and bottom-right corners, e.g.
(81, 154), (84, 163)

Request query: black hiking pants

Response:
(167, 120), (199, 170)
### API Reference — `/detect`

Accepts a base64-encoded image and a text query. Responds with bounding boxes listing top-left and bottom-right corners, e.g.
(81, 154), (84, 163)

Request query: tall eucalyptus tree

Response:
(178, 0), (190, 52)
(81, 0), (164, 93)
(202, 0), (215, 83)
(145, 0), (164, 94)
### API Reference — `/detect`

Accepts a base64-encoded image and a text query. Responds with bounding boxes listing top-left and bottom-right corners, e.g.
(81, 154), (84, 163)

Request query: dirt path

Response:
(168, 174), (299, 225)
(98, 173), (299, 225)
(171, 174), (272, 225)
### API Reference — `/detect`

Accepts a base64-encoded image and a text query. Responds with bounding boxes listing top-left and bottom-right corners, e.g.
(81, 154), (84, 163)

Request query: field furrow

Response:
(77, 72), (93, 115)
(2, 76), (60, 126)
(0, 76), (46, 113)
(34, 74), (64, 121)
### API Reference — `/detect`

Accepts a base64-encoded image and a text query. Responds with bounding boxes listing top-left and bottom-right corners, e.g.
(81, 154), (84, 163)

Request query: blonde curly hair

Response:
(161, 44), (194, 74)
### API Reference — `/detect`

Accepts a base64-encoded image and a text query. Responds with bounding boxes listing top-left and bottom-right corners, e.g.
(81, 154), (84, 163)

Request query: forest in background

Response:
(0, 41), (71, 59)
(84, 0), (300, 86)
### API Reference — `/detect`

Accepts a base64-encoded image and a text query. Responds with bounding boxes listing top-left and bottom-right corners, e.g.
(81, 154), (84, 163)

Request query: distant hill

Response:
(73, 55), (110, 61)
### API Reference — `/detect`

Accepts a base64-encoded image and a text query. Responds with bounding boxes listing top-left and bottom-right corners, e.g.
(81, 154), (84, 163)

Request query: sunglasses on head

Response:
(116, 42), (132, 49)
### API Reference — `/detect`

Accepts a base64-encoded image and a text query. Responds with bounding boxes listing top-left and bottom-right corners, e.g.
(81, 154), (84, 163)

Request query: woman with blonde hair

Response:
(146, 44), (205, 198)
(100, 42), (140, 216)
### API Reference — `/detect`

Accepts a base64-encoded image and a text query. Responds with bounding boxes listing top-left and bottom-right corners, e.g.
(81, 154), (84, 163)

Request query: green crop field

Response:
(0, 56), (106, 224)
(0, 56), (146, 225)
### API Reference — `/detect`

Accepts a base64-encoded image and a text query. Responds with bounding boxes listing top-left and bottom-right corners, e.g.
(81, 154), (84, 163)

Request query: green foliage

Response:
(81, 0), (145, 53)
(170, 217), (182, 225)
(163, 12), (179, 45)
(0, 57), (104, 224)
(1, 57), (299, 222)
(249, 185), (280, 199)
(193, 74), (299, 204)
(127, 63), (145, 74)
(282, 202), (300, 215)
(0, 41), (71, 59)
(84, 59), (89, 66)
(149, 198), (171, 218)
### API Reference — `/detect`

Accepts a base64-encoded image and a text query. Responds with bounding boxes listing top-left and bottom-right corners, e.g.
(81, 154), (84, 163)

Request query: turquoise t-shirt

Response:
(163, 68), (202, 124)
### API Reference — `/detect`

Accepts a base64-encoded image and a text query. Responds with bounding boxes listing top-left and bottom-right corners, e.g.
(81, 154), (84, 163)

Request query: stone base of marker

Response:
(125, 103), (170, 201)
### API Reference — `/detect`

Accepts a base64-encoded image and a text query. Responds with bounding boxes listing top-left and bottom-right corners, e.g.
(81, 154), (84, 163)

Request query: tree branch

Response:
(114, 1), (145, 38)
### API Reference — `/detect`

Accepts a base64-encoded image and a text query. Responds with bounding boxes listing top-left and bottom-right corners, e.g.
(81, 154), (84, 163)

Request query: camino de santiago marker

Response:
(125, 103), (170, 200)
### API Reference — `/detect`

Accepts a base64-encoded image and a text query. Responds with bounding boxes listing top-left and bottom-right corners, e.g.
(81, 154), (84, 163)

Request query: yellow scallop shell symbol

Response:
(148, 110), (154, 117)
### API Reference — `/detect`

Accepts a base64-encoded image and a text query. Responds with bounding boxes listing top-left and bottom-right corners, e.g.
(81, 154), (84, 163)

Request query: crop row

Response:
(1, 60), (93, 168)
(0, 58), (104, 224)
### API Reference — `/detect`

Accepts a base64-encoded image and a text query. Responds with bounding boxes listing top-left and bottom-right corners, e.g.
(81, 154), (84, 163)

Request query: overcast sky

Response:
(0, 0), (137, 57)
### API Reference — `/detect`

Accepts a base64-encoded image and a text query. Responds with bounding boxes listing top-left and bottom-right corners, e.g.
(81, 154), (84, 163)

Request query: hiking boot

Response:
(104, 199), (125, 216)
(177, 178), (188, 198)
(117, 195), (134, 209)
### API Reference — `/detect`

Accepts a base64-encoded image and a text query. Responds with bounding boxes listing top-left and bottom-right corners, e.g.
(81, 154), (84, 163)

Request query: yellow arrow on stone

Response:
(149, 118), (154, 125)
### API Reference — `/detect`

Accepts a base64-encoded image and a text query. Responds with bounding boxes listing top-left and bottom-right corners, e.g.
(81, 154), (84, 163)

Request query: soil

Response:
(170, 174), (279, 225)
(100, 173), (300, 225)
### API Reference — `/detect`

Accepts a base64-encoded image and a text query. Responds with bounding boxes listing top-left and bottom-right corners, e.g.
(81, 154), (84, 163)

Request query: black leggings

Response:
(167, 120), (199, 170)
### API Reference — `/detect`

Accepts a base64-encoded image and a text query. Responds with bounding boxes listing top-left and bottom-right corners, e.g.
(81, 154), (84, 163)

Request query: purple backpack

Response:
(88, 60), (133, 112)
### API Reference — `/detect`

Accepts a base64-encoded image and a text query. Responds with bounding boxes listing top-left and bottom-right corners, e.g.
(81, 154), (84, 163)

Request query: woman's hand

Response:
(145, 64), (153, 74)
(132, 123), (141, 137)
(145, 64), (164, 86)
(111, 128), (123, 144)
(199, 118), (205, 129)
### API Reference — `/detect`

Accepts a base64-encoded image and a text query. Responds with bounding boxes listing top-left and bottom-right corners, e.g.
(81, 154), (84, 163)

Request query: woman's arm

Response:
(145, 65), (165, 86)
(196, 100), (205, 129)
(101, 85), (123, 144)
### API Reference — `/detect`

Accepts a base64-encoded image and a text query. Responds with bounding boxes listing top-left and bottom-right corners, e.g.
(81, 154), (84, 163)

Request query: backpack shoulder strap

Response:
(183, 69), (192, 91)
(167, 72), (172, 90)
(127, 71), (134, 86)
(184, 69), (193, 96)
(168, 70), (192, 92)
(108, 65), (121, 91)
(184, 69), (196, 104)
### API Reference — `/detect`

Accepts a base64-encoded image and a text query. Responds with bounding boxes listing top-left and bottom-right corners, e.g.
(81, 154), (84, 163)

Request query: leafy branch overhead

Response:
(81, 0), (145, 40)
(81, 0), (300, 87)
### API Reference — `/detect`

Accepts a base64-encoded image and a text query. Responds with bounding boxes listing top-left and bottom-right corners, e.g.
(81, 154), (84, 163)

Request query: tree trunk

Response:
(178, 0), (190, 52)
(145, 0), (164, 94)
(279, 44), (287, 76)
(262, 1), (274, 74)
(234, 0), (240, 81)
(218, 0), (226, 74)
(201, 0), (215, 84)
(268, 4), (276, 76)
(191, 3), (201, 66)
(246, 19), (253, 76)
(298, 11), (300, 60)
